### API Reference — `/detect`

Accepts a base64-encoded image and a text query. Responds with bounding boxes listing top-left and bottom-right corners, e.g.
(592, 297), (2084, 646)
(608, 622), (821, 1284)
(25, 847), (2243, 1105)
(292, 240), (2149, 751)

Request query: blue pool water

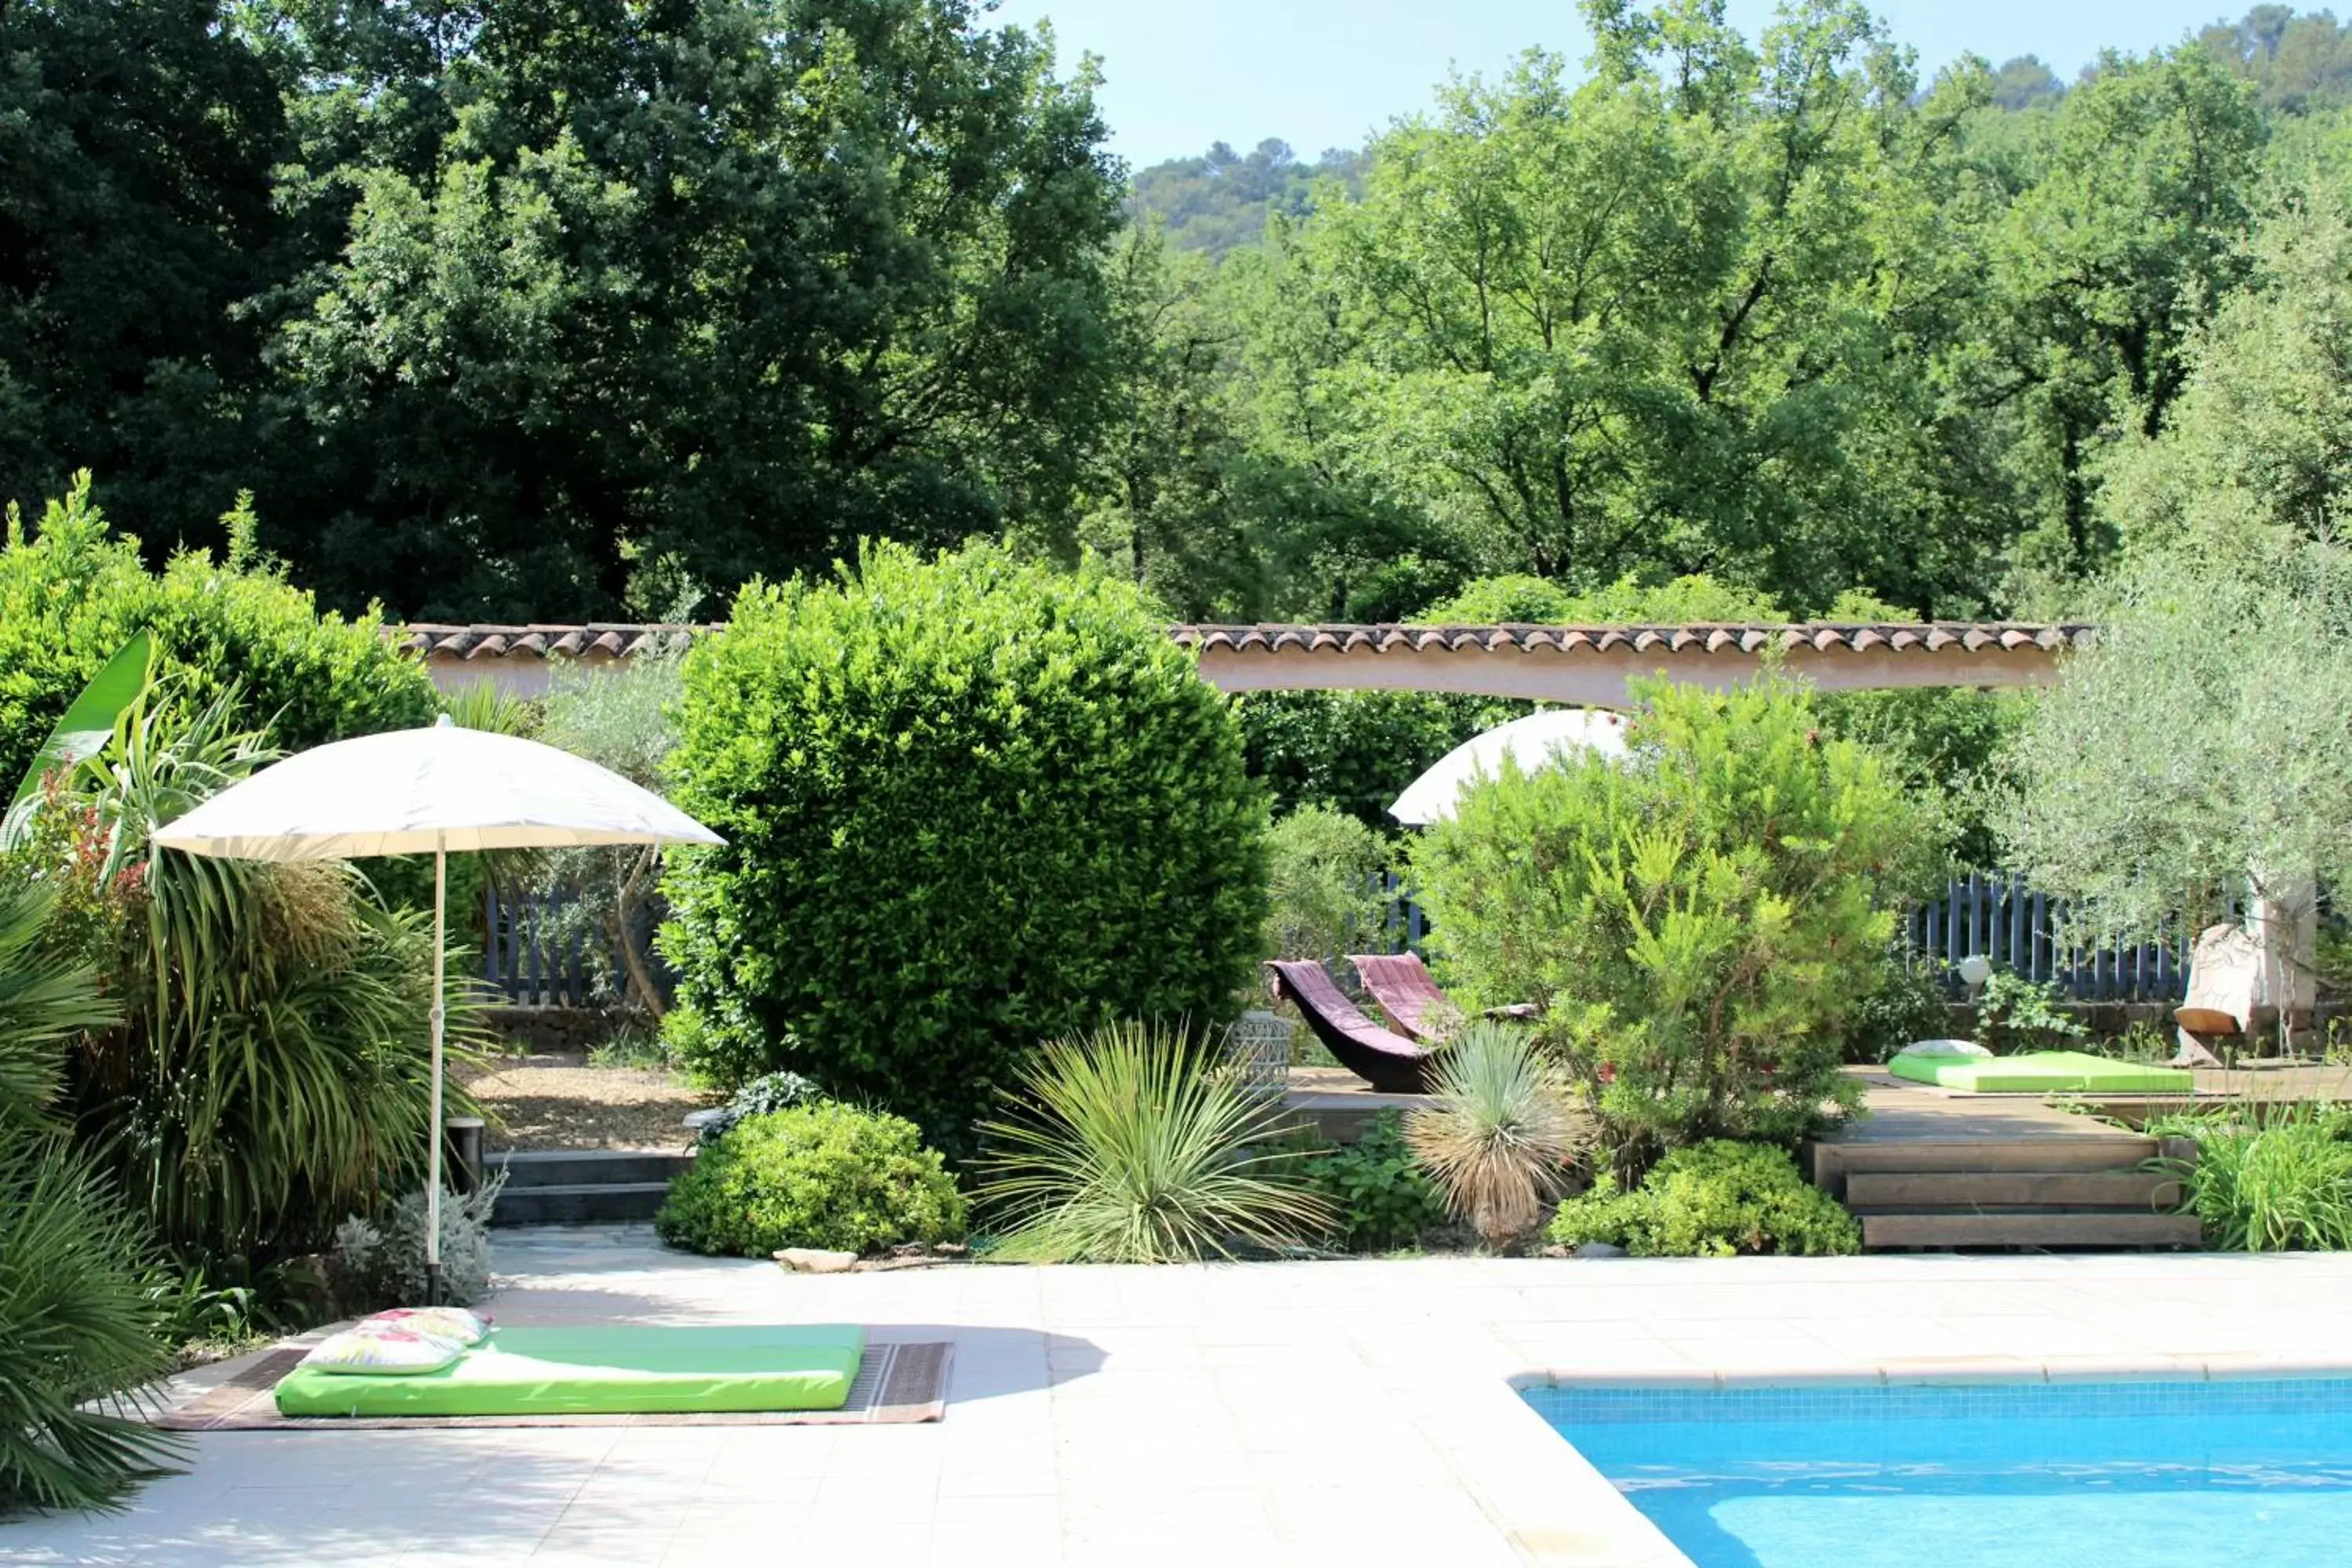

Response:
(1525, 1379), (2352, 1567)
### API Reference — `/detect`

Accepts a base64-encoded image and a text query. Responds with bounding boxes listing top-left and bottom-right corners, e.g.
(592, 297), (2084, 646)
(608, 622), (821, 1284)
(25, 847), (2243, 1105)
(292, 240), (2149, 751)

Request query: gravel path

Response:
(459, 1051), (720, 1151)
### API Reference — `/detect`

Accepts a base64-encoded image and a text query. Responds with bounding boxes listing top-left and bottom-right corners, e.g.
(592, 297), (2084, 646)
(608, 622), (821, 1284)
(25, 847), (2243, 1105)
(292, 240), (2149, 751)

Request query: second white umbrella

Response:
(1388, 708), (1629, 826)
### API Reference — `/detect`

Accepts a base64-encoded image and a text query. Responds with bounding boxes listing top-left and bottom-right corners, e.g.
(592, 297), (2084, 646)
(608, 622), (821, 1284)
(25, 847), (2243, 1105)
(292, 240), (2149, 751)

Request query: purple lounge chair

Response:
(1264, 960), (1434, 1094)
(1348, 952), (1540, 1044)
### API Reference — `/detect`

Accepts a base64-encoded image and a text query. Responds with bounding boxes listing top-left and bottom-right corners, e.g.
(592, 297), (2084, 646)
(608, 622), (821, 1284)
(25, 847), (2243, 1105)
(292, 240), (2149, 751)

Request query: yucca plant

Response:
(34, 684), (475, 1264)
(977, 1020), (1331, 1263)
(1406, 1022), (1581, 1247)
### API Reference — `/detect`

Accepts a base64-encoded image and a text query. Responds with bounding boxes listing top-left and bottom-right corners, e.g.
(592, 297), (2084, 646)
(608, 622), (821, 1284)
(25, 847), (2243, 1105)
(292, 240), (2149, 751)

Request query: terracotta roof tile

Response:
(396, 619), (2095, 662)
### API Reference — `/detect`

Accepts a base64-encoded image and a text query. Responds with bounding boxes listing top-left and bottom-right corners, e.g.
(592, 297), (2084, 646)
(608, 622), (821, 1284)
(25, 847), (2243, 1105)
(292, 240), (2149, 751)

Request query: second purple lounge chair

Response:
(1349, 951), (1541, 1044)
(1263, 959), (1434, 1094)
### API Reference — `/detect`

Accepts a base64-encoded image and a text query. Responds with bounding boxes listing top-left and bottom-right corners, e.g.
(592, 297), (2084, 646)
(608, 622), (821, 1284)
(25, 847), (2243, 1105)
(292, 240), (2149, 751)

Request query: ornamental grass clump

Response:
(1404, 1022), (1580, 1247)
(977, 1020), (1331, 1264)
(2149, 1104), (2352, 1253)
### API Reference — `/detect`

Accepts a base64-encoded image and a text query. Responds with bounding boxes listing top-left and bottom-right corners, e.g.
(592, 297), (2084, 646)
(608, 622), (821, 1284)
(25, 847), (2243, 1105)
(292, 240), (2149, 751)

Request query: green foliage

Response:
(0, 881), (120, 1124)
(1404, 1022), (1581, 1246)
(0, 1131), (185, 1515)
(1289, 8), (2024, 612)
(976, 1020), (1330, 1263)
(2086, 1021), (2176, 1065)
(655, 1102), (967, 1259)
(328, 1175), (509, 1309)
(2197, 11), (2352, 114)
(2149, 1105), (2352, 1252)
(7, 633), (152, 819)
(1987, 44), (2267, 579)
(1971, 970), (2088, 1054)
(694, 1071), (828, 1149)
(1845, 944), (1956, 1064)
(1993, 261), (2352, 952)
(1300, 1110), (1447, 1253)
(0, 875), (180, 1515)
(1412, 674), (1940, 1177)
(524, 642), (688, 1012)
(1415, 575), (1783, 625)
(1548, 1140), (1862, 1258)
(0, 475), (437, 793)
(661, 541), (1269, 1149)
(1264, 806), (1388, 964)
(1129, 139), (1367, 260)
(252, 0), (1124, 619)
(1236, 690), (1516, 828)
(0, 0), (284, 554)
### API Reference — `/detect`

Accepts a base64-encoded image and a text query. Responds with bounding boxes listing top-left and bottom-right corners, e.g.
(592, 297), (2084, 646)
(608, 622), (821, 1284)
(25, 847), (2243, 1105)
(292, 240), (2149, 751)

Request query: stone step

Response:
(1824, 1136), (2156, 1177)
(1845, 1171), (2180, 1211)
(491, 1181), (673, 1227)
(487, 1149), (694, 1189)
(1860, 1211), (2203, 1250)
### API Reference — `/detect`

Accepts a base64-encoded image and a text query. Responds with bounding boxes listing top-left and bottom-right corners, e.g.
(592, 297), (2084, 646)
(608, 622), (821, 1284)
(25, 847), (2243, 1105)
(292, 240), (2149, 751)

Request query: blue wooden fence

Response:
(485, 870), (2198, 1007)
(480, 886), (673, 1007)
(1904, 871), (2221, 1004)
(1367, 870), (2201, 1003)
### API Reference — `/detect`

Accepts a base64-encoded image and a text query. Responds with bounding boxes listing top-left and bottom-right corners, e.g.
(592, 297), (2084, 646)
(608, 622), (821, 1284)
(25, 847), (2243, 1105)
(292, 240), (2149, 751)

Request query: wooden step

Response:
(1845, 1171), (2179, 1211)
(1861, 1211), (2202, 1250)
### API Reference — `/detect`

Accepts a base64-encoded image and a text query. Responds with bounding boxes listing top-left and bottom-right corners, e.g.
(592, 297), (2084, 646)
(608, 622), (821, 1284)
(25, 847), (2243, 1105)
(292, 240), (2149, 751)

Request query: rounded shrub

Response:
(1547, 1140), (1861, 1258)
(654, 1102), (967, 1258)
(659, 540), (1269, 1147)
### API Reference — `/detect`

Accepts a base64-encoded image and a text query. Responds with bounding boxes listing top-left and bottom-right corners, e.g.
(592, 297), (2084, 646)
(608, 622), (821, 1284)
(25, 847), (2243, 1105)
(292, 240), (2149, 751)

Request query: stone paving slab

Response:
(5, 1227), (2352, 1566)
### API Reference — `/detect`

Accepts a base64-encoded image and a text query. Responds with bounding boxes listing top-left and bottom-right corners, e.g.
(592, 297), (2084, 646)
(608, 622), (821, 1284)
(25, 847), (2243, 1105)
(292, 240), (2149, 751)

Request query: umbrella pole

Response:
(426, 840), (446, 1306)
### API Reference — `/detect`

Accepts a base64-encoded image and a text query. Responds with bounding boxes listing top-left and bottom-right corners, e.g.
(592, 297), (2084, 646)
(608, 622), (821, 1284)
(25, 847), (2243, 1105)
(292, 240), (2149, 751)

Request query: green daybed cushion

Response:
(274, 1323), (865, 1418)
(1886, 1050), (2192, 1094)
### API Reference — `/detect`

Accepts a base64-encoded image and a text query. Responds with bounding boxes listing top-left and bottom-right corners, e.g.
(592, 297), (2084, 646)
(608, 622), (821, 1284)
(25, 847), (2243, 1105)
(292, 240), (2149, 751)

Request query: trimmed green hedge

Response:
(0, 475), (435, 788)
(654, 1103), (967, 1258)
(659, 541), (1269, 1148)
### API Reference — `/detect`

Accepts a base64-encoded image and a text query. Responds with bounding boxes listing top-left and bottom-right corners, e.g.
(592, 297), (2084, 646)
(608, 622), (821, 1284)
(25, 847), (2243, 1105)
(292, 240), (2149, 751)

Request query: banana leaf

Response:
(5, 631), (154, 826)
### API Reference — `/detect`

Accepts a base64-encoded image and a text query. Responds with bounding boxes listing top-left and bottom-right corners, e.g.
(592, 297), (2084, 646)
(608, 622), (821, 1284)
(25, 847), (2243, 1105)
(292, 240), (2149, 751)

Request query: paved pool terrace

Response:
(7, 1229), (2352, 1566)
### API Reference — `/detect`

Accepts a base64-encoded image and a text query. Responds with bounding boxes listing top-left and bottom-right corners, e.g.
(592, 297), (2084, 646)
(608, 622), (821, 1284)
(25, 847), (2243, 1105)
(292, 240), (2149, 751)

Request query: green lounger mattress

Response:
(1886, 1050), (2192, 1094)
(274, 1324), (865, 1418)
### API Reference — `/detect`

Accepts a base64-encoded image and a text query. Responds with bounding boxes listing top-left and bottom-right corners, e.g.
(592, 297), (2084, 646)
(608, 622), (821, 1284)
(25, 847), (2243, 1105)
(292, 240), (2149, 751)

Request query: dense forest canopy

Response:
(5, 0), (2350, 623)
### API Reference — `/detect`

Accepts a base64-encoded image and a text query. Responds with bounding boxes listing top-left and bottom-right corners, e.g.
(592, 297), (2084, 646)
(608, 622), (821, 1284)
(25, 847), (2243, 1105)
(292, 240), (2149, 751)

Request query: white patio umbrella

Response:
(1388, 707), (1631, 826)
(151, 716), (721, 1301)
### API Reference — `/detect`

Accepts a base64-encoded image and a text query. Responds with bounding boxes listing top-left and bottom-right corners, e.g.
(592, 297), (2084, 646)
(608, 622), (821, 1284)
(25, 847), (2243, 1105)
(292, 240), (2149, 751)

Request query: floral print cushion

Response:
(299, 1325), (464, 1376)
(365, 1306), (494, 1346)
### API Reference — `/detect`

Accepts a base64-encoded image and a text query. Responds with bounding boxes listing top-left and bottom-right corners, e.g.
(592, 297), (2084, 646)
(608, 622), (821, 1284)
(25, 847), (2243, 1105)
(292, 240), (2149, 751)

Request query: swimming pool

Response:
(1526, 1378), (2352, 1567)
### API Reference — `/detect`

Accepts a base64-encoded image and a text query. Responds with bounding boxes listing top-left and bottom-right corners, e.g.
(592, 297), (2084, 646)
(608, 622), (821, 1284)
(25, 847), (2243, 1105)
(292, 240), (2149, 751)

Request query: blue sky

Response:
(985, 0), (2246, 166)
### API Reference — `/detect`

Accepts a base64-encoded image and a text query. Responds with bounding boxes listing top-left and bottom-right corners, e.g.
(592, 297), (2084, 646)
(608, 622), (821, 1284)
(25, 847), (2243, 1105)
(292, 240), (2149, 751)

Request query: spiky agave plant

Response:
(978, 1020), (1331, 1263)
(1406, 1022), (1581, 1247)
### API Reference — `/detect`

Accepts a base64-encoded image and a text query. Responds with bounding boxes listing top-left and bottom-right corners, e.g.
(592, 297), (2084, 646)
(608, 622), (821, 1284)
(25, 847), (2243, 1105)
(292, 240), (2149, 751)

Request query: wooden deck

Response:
(1279, 1065), (1430, 1143)
(1813, 1070), (2200, 1250)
